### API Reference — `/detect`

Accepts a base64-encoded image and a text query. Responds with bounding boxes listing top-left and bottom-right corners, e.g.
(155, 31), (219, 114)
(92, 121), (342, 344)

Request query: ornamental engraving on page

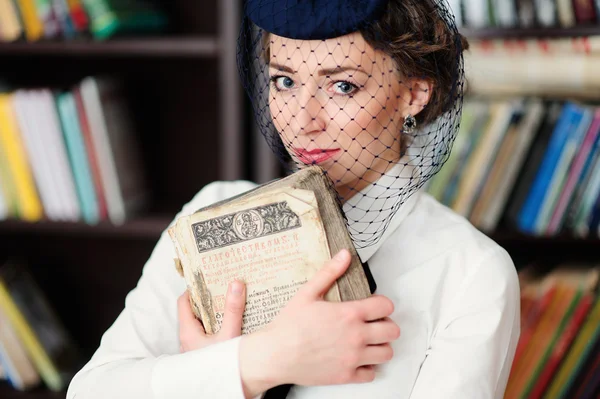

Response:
(192, 201), (303, 253)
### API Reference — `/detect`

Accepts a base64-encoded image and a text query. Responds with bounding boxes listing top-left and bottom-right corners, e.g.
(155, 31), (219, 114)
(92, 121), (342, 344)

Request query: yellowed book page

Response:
(173, 187), (338, 335)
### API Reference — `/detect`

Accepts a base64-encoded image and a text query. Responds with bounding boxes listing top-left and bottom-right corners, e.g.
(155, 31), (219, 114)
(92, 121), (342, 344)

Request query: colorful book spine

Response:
(547, 110), (600, 234)
(0, 94), (43, 222)
(56, 91), (99, 224)
(534, 105), (592, 234)
(545, 296), (600, 398)
(0, 278), (63, 391)
(16, 0), (44, 41)
(524, 288), (587, 398)
(0, 0), (23, 41)
(518, 102), (582, 234)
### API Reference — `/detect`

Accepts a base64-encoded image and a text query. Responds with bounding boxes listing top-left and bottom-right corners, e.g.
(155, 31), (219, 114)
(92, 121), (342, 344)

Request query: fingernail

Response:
(333, 249), (348, 261)
(230, 281), (243, 296)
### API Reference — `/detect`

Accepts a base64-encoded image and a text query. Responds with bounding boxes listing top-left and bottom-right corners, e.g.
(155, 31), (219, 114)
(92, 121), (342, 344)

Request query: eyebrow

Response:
(269, 62), (368, 77)
(269, 62), (295, 74)
(317, 66), (368, 77)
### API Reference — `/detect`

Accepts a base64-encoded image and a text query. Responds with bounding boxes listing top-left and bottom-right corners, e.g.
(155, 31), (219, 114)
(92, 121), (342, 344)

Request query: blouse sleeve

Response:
(66, 181), (258, 399)
(409, 247), (521, 399)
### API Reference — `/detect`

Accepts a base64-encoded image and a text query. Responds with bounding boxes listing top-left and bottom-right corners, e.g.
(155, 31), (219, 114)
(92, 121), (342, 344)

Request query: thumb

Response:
(301, 249), (351, 298)
(219, 280), (246, 339)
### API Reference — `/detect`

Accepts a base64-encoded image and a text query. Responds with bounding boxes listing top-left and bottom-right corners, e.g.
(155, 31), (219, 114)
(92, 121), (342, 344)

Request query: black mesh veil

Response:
(237, 0), (466, 250)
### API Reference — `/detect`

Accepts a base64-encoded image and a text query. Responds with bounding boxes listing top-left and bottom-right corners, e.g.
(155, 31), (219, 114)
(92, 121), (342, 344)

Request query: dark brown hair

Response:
(360, 0), (469, 126)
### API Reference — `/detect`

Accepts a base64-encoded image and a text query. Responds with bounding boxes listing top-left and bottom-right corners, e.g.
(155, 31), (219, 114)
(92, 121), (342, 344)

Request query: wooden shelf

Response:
(0, 217), (598, 250)
(0, 383), (65, 399)
(0, 37), (219, 58)
(461, 25), (600, 39)
(0, 216), (171, 240)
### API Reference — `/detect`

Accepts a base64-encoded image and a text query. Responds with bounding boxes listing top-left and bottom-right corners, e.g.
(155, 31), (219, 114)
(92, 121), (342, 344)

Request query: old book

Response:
(168, 166), (372, 335)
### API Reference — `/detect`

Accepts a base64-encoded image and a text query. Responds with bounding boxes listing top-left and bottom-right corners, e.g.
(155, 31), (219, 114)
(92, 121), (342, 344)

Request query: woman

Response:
(67, 0), (520, 398)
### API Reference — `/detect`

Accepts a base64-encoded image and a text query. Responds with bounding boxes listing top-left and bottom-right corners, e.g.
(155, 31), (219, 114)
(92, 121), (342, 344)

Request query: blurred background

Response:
(0, 0), (598, 398)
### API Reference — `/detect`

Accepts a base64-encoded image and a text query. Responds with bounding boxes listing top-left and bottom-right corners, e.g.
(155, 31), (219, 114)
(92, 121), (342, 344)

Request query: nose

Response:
(293, 86), (327, 135)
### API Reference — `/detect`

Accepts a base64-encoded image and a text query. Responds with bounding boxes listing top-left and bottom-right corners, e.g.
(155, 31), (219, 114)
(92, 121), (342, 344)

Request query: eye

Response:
(271, 76), (295, 91)
(333, 81), (358, 95)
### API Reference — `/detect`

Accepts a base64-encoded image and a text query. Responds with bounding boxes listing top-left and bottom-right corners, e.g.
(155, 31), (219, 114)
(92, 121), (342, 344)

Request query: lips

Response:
(292, 148), (341, 165)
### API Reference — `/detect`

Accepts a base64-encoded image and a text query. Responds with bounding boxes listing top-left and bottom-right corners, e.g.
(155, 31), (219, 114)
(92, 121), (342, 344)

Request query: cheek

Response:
(335, 96), (400, 152)
(270, 94), (294, 143)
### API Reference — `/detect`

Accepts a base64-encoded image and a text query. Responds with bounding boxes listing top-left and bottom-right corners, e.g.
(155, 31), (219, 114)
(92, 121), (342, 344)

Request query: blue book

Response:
(518, 102), (585, 234)
(565, 121), (600, 231)
(534, 105), (593, 234)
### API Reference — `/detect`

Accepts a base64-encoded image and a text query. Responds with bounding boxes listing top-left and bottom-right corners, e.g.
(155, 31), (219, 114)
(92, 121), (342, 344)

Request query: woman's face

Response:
(268, 31), (430, 200)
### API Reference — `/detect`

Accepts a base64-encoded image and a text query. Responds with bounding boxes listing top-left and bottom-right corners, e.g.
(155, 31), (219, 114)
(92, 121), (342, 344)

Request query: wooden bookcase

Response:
(0, 1), (253, 397)
(0, 6), (599, 397)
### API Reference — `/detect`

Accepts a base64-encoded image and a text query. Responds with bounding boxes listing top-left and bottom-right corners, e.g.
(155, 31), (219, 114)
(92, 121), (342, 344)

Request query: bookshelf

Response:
(456, 6), (600, 397)
(0, 1), (251, 398)
(460, 25), (600, 39)
(0, 37), (220, 57)
(0, 0), (598, 397)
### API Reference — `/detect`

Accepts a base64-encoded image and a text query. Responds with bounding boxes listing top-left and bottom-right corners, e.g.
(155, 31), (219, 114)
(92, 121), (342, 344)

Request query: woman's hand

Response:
(177, 280), (246, 352)
(239, 249), (401, 396)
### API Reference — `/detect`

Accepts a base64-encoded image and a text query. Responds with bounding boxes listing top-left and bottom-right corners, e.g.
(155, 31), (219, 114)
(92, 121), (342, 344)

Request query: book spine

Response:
(527, 292), (593, 398)
(0, 279), (62, 391)
(572, 0), (598, 24)
(545, 297), (600, 398)
(0, 0), (24, 41)
(534, 106), (591, 234)
(518, 104), (577, 233)
(0, 94), (44, 222)
(16, 0), (44, 40)
(547, 112), (600, 234)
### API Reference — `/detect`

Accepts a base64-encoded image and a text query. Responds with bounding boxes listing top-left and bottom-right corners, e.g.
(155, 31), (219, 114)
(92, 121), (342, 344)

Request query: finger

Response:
(219, 280), (246, 339)
(300, 249), (351, 298)
(352, 365), (376, 384)
(177, 291), (205, 336)
(353, 295), (395, 321)
(359, 343), (394, 366)
(363, 318), (401, 345)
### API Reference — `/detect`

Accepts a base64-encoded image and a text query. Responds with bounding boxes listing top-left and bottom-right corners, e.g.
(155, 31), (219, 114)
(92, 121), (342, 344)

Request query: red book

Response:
(67, 0), (89, 32)
(511, 286), (558, 375)
(73, 86), (109, 221)
(572, 0), (598, 24)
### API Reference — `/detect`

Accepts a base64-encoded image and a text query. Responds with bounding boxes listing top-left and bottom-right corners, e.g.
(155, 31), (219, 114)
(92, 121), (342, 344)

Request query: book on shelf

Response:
(0, 259), (83, 392)
(504, 263), (600, 399)
(468, 36), (600, 56)
(0, 0), (24, 42)
(82, 0), (168, 40)
(0, 301), (41, 391)
(0, 76), (148, 225)
(426, 97), (600, 238)
(464, 50), (600, 99)
(0, 0), (168, 42)
(168, 165), (373, 335)
(457, 0), (600, 29)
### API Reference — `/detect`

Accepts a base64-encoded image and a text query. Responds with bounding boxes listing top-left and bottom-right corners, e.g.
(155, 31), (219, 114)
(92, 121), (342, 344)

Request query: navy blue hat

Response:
(245, 0), (388, 40)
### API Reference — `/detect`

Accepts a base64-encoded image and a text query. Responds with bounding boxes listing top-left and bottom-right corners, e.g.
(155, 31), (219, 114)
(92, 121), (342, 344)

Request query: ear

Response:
(406, 78), (434, 117)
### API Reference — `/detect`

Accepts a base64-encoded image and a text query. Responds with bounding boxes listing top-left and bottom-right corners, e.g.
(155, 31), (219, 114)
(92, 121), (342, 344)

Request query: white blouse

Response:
(66, 179), (521, 399)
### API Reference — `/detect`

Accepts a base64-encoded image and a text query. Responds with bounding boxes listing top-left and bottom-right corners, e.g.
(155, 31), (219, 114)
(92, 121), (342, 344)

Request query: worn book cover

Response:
(169, 166), (371, 335)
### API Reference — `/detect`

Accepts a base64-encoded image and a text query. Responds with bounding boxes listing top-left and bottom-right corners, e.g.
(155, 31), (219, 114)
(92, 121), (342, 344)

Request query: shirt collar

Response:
(342, 157), (422, 263)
